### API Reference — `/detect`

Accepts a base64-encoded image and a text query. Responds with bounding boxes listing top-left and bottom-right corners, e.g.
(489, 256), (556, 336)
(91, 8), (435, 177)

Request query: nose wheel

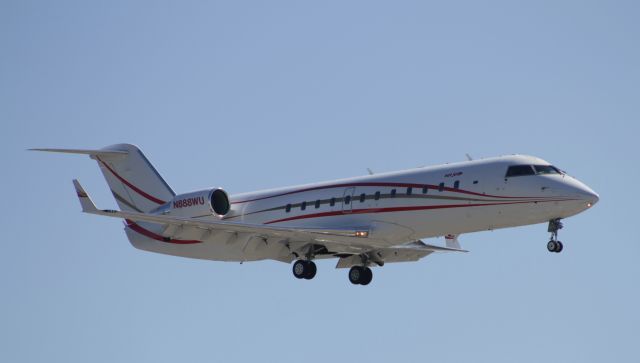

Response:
(547, 219), (564, 253)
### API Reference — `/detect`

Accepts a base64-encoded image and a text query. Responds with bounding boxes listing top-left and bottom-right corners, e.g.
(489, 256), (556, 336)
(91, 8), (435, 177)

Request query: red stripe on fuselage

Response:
(232, 182), (544, 205)
(98, 158), (166, 205)
(125, 220), (201, 244)
(264, 199), (575, 225)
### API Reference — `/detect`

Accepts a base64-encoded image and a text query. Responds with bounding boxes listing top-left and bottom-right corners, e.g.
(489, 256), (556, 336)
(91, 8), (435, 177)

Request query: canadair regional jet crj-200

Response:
(33, 144), (599, 286)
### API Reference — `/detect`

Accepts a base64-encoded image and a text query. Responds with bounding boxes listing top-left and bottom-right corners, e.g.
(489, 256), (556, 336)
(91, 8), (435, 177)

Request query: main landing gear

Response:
(292, 260), (317, 280)
(292, 248), (375, 285)
(291, 260), (374, 286)
(547, 218), (564, 253)
(348, 266), (373, 286)
(291, 260), (374, 285)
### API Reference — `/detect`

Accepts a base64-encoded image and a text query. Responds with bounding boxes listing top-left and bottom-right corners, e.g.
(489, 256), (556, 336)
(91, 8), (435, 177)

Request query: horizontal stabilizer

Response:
(29, 148), (128, 157)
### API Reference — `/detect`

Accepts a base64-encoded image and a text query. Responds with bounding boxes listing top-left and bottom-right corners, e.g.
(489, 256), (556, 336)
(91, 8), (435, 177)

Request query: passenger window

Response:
(285, 204), (291, 213)
(344, 195), (351, 204)
(390, 189), (396, 198)
(422, 186), (428, 194)
(315, 200), (320, 208)
(330, 197), (335, 207)
(505, 165), (535, 177)
(360, 193), (366, 203)
(454, 180), (460, 189)
(406, 187), (412, 195)
(301, 201), (306, 210)
(438, 183), (444, 192)
(473, 180), (478, 184)
(374, 191), (380, 200)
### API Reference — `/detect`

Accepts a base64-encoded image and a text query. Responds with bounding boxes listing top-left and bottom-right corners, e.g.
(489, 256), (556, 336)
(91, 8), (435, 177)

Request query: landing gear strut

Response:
(292, 260), (317, 280)
(547, 219), (564, 253)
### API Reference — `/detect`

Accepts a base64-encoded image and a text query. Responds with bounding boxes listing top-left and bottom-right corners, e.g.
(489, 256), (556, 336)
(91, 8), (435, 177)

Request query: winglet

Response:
(72, 179), (99, 213)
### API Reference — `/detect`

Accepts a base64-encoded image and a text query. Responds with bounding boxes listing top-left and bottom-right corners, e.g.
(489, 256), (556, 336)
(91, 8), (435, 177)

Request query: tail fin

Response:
(32, 144), (174, 213)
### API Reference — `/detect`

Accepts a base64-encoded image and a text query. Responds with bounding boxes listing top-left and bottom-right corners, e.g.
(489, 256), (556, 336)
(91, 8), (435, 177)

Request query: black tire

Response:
(555, 241), (563, 253)
(348, 266), (363, 285)
(360, 267), (373, 285)
(547, 240), (557, 252)
(304, 261), (317, 280)
(292, 260), (307, 279)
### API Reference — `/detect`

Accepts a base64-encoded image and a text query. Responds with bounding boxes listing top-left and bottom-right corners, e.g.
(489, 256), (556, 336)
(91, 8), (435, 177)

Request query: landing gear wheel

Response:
(348, 266), (373, 285)
(304, 261), (317, 279)
(292, 260), (317, 280)
(293, 260), (307, 279)
(547, 240), (558, 253)
(348, 266), (364, 285)
(555, 241), (563, 253)
(360, 267), (373, 285)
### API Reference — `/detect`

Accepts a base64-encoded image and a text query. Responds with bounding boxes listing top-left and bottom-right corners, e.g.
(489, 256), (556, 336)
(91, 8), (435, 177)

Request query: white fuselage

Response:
(38, 144), (600, 284)
(135, 154), (598, 262)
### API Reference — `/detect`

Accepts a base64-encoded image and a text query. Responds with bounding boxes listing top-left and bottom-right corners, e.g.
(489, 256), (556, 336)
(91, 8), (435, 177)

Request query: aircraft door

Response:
(342, 187), (355, 213)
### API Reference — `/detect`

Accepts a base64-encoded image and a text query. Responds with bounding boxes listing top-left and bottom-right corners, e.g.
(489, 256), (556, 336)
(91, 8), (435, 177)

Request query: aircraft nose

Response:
(574, 183), (599, 207)
(582, 189), (599, 207)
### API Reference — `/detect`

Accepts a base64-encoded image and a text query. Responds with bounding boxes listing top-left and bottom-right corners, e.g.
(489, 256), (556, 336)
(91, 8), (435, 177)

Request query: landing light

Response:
(587, 203), (592, 208)
(355, 231), (369, 238)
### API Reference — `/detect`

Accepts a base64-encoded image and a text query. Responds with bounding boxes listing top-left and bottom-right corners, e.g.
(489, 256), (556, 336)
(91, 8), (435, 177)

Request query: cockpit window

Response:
(534, 165), (562, 175)
(505, 165), (535, 177)
(507, 164), (563, 177)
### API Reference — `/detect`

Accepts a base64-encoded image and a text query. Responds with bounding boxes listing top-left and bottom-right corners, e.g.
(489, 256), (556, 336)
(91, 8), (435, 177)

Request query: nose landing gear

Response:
(547, 219), (564, 253)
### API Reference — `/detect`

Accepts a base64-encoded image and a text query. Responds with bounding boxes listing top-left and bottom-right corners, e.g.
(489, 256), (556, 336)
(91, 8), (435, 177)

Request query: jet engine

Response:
(164, 188), (230, 218)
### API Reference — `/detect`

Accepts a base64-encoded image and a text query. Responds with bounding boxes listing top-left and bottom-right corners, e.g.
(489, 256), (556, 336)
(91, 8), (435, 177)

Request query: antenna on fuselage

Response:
(366, 168), (374, 175)
(465, 153), (473, 161)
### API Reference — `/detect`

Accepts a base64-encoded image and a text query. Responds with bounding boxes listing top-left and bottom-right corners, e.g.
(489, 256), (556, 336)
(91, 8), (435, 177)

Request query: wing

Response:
(74, 180), (382, 255)
(73, 179), (466, 264)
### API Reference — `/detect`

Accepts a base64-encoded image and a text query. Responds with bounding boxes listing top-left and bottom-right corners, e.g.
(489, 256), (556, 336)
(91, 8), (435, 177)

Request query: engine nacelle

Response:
(165, 188), (230, 218)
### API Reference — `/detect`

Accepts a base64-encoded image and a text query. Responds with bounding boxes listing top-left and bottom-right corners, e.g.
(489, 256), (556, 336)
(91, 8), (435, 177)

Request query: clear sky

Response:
(1, 1), (638, 362)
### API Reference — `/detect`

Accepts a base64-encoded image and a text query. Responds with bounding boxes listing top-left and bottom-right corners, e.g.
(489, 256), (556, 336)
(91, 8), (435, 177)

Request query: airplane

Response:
(32, 144), (599, 286)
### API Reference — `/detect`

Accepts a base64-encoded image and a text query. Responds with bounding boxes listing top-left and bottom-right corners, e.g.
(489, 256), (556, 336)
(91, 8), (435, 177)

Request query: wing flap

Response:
(334, 240), (467, 268)
(335, 248), (433, 268)
(412, 240), (468, 253)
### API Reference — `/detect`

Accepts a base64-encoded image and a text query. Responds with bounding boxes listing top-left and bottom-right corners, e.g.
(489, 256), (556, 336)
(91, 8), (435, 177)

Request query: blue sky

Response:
(1, 1), (638, 362)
